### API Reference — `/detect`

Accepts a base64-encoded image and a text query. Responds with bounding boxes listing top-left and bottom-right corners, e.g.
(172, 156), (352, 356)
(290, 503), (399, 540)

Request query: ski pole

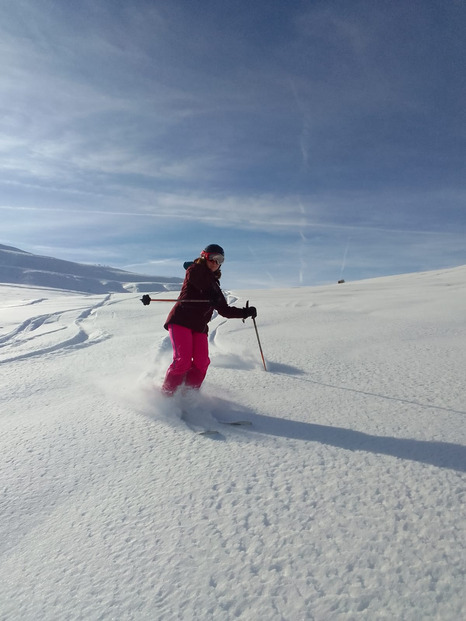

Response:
(140, 295), (209, 305)
(244, 300), (267, 371)
(252, 316), (267, 371)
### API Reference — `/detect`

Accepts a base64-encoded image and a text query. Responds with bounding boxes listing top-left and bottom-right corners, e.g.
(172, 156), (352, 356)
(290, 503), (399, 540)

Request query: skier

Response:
(160, 244), (257, 396)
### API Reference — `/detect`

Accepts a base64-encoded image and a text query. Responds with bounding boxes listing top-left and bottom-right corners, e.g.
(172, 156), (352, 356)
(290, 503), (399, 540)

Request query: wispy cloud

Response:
(0, 0), (464, 288)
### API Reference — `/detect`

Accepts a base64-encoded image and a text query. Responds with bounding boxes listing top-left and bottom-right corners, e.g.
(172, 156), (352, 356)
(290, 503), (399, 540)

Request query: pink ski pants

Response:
(162, 324), (210, 395)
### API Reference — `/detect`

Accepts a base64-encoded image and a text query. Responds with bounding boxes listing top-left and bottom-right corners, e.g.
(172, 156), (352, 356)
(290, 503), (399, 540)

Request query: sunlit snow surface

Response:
(1, 267), (465, 620)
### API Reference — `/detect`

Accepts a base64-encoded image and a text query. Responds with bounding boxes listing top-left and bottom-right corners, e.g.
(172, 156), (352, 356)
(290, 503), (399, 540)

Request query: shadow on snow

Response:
(248, 412), (466, 473)
(215, 397), (466, 473)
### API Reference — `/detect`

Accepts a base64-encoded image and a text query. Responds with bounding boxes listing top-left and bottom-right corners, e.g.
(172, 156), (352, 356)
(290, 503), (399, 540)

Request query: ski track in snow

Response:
(0, 293), (112, 363)
(1, 270), (465, 621)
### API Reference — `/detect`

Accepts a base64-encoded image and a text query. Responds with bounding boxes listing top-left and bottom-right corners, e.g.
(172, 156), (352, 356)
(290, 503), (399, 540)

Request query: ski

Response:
(197, 429), (223, 437)
(181, 411), (224, 438)
(180, 410), (251, 436)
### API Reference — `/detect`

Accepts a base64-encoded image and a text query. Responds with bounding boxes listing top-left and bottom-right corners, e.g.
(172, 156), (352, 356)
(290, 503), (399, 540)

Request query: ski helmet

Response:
(203, 244), (224, 257)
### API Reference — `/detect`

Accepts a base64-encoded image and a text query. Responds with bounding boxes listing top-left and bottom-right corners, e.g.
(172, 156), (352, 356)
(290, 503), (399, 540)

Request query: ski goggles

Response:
(201, 251), (224, 265)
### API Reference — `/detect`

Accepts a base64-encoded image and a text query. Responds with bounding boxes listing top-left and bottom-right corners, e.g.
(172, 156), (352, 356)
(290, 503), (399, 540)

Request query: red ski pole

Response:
(252, 316), (267, 371)
(243, 300), (267, 371)
(140, 295), (209, 305)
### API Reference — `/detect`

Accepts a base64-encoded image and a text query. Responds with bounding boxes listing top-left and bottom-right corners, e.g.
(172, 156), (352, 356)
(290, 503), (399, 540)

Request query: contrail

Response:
(339, 237), (351, 280)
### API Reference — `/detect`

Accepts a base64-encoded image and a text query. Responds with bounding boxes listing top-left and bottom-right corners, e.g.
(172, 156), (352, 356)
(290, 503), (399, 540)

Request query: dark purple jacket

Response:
(164, 261), (245, 334)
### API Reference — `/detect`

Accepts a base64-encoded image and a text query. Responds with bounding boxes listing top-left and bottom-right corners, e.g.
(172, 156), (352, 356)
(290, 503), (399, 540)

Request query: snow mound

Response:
(1, 265), (465, 620)
(0, 244), (182, 294)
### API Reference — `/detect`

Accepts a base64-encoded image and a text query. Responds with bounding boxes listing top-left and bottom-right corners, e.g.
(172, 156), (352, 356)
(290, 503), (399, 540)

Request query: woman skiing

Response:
(161, 244), (256, 396)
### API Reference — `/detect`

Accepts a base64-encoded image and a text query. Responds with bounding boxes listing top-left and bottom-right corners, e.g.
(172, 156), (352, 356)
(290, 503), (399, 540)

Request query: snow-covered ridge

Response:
(0, 244), (182, 294)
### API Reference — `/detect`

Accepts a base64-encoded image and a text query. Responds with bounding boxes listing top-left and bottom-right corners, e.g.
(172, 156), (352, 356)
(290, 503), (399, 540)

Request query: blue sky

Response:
(1, 0), (465, 289)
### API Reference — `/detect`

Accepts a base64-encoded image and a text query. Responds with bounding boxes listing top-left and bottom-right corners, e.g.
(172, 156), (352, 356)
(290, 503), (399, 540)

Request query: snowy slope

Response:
(0, 266), (465, 620)
(0, 244), (182, 294)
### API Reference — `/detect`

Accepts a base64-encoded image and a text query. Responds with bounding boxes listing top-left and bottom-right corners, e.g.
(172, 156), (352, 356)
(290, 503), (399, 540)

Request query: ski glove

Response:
(242, 305), (257, 319)
(141, 294), (151, 306)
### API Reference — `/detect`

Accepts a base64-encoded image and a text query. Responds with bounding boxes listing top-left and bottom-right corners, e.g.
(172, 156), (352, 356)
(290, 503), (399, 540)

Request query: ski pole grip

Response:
(242, 300), (249, 323)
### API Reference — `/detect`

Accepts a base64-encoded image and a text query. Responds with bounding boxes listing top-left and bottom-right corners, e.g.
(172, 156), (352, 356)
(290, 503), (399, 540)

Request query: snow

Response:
(1, 266), (465, 620)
